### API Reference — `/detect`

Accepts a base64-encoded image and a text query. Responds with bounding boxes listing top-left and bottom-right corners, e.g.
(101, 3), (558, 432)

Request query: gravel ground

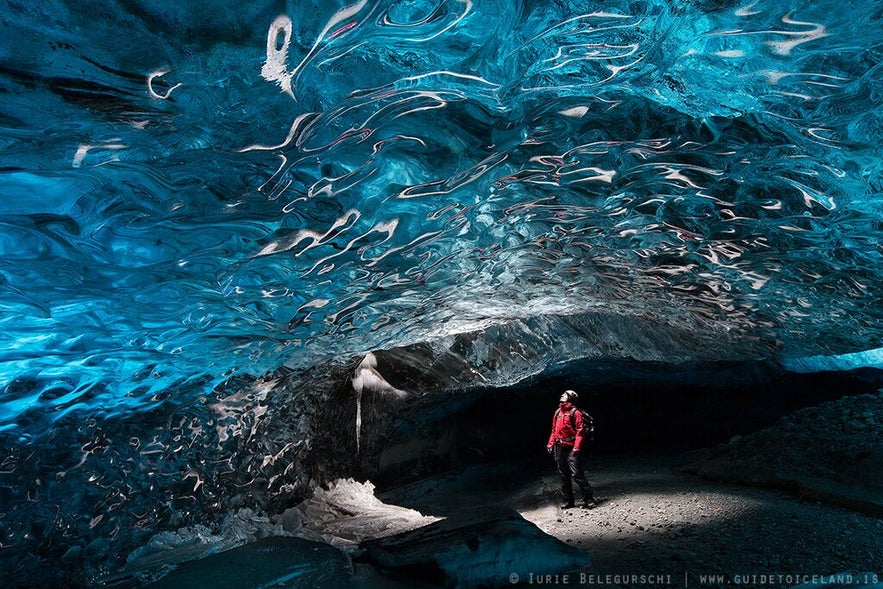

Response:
(380, 452), (882, 588)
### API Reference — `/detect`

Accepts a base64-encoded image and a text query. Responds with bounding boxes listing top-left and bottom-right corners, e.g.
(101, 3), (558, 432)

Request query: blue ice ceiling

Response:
(1, 0), (882, 433)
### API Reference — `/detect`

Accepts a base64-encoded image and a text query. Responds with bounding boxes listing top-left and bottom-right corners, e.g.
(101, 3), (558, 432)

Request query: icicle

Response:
(355, 387), (362, 454)
(351, 352), (407, 455)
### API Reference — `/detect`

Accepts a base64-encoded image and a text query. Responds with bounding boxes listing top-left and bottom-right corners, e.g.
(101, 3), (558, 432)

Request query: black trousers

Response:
(553, 444), (593, 503)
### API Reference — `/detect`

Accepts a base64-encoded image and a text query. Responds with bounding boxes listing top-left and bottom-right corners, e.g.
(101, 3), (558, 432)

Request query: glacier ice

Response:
(0, 0), (882, 585)
(1, 0), (882, 435)
(783, 347), (883, 373)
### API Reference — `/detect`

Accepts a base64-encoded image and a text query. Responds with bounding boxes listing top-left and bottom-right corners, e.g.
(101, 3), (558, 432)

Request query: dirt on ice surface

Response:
(379, 453), (882, 587)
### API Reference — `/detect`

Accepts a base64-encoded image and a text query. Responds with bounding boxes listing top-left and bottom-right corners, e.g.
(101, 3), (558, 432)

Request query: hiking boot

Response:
(559, 501), (576, 509)
(580, 499), (597, 509)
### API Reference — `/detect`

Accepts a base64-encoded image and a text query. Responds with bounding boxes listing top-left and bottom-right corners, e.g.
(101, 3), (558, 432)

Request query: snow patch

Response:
(297, 478), (440, 550)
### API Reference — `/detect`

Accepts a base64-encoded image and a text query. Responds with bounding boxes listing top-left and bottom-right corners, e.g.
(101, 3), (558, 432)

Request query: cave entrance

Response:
(371, 360), (883, 491)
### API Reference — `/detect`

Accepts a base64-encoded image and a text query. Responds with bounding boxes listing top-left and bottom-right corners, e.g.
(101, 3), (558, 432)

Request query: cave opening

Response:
(369, 360), (883, 493)
(357, 360), (883, 588)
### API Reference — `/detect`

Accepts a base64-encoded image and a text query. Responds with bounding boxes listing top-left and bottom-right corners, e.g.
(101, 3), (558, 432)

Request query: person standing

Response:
(547, 390), (596, 509)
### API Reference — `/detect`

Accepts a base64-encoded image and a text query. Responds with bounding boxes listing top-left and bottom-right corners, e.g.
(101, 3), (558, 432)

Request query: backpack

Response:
(566, 408), (594, 442)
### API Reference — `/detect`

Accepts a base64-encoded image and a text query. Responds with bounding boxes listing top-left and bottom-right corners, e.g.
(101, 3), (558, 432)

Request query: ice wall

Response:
(1, 0), (882, 437)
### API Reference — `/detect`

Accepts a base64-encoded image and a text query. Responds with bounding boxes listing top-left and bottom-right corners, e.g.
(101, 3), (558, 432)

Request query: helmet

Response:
(559, 390), (578, 403)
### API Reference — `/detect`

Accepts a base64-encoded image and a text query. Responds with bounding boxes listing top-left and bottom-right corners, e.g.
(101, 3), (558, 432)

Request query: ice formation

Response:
(0, 0), (881, 585)
(294, 477), (439, 549)
(352, 352), (407, 452)
(783, 348), (883, 373)
(2, 0), (882, 437)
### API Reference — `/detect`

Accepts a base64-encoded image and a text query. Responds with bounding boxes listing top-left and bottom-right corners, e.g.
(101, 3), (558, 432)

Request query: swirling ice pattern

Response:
(0, 0), (881, 434)
(0, 0), (881, 582)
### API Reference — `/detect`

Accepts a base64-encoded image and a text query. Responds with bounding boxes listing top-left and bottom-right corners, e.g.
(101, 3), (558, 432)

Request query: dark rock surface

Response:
(682, 392), (883, 516)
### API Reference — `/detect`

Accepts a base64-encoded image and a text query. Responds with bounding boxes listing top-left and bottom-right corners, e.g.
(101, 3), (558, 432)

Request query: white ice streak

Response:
(72, 141), (126, 168)
(262, 15), (295, 97)
(253, 210), (360, 258)
(238, 113), (316, 153)
(147, 69), (183, 100)
(560, 166), (616, 184)
(398, 152), (508, 199)
(713, 13), (829, 56)
(735, 1), (763, 17)
(302, 218), (399, 277)
(558, 106), (589, 118)
(263, 1), (372, 99)
(759, 71), (849, 86)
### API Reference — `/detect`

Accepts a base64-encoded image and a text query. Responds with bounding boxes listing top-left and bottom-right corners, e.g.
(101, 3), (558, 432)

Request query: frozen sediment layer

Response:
(361, 311), (778, 395)
(139, 536), (352, 589)
(109, 479), (437, 587)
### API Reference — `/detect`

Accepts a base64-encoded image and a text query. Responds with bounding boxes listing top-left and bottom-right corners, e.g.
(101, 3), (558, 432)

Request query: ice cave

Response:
(0, 0), (881, 587)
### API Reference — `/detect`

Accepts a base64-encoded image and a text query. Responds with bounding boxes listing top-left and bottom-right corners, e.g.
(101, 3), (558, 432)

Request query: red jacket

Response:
(547, 403), (586, 451)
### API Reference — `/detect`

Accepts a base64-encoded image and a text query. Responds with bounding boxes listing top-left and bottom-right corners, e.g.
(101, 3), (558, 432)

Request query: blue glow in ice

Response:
(2, 1), (883, 584)
(783, 348), (883, 373)
(0, 0), (881, 438)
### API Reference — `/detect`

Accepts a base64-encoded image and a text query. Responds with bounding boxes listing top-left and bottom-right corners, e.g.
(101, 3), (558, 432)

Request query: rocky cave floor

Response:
(378, 452), (882, 587)
(367, 391), (883, 588)
(127, 450), (882, 589)
(118, 393), (882, 589)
